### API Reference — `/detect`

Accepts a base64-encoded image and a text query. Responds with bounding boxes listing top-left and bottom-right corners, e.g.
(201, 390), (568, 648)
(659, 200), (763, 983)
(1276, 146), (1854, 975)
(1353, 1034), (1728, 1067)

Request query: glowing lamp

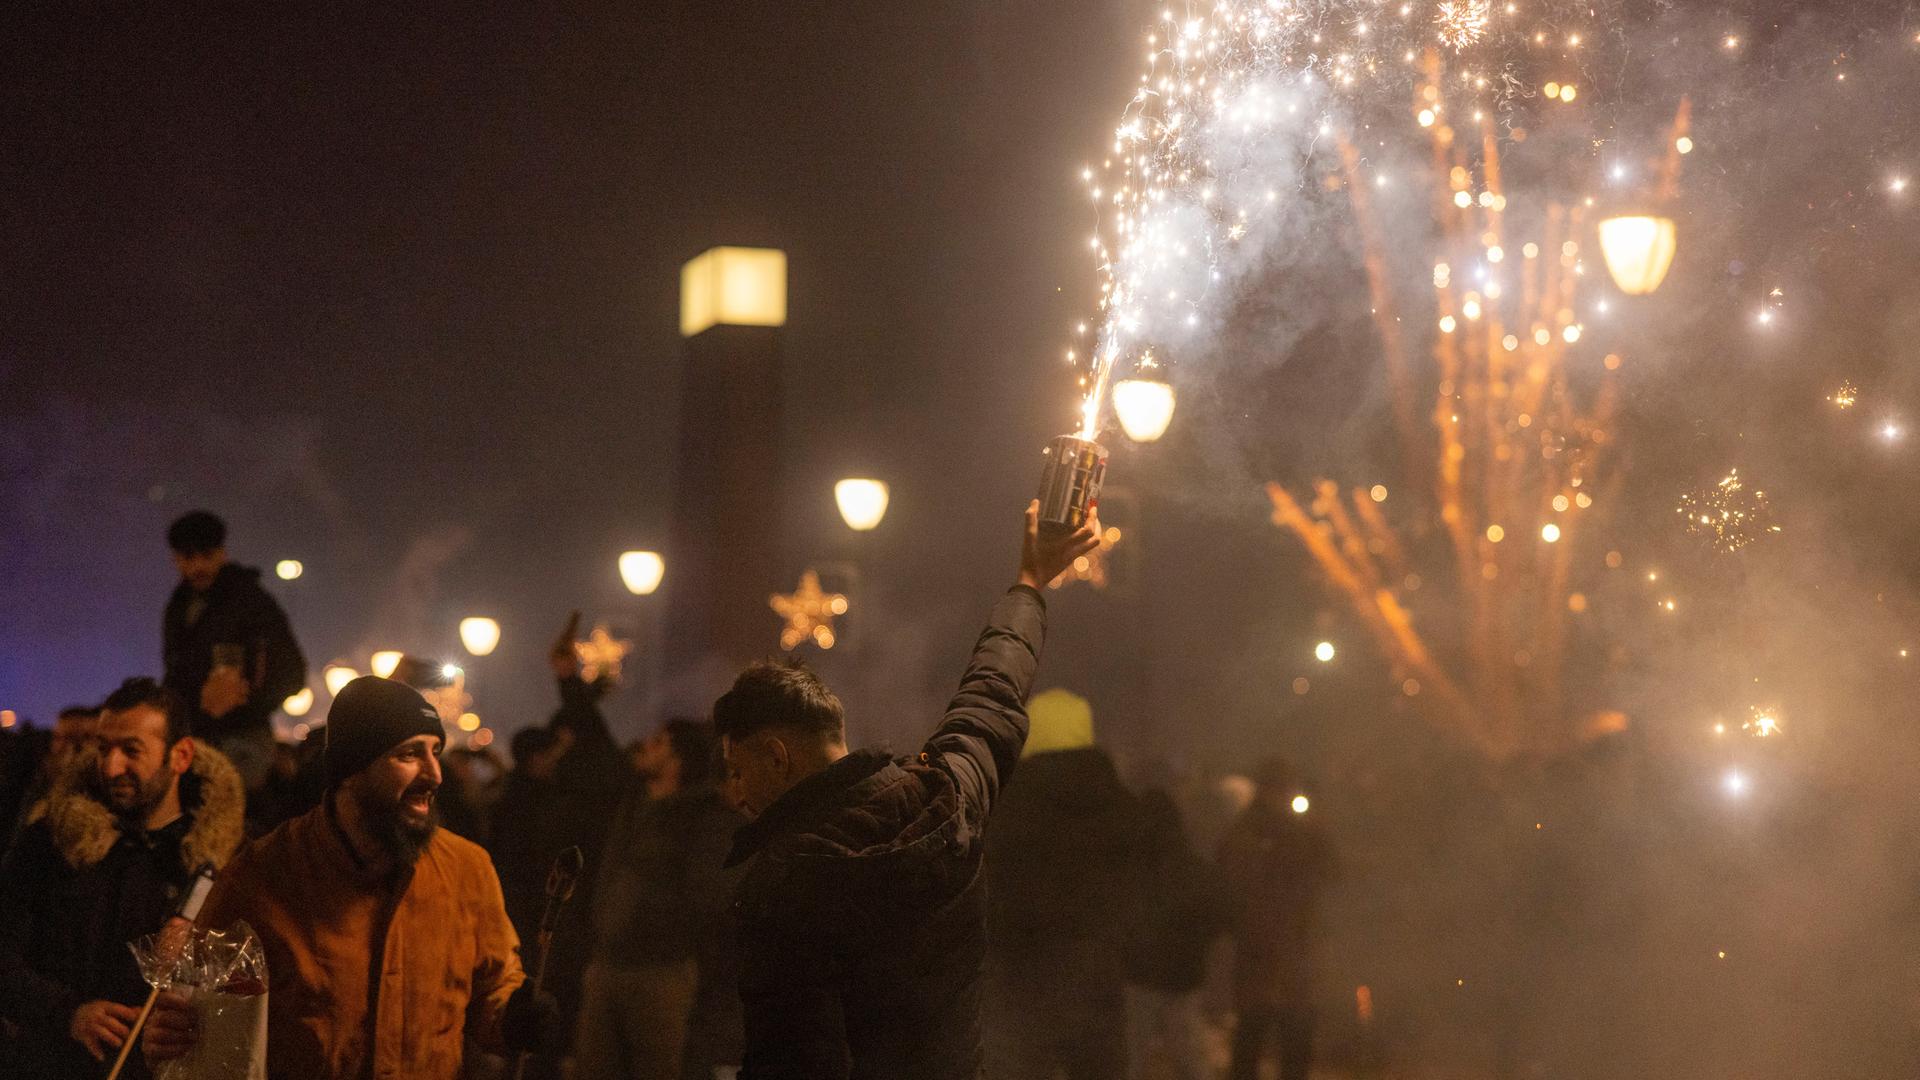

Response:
(459, 617), (501, 657)
(834, 479), (890, 532)
(275, 559), (304, 581)
(283, 688), (314, 717)
(1291, 795), (1311, 814)
(1597, 215), (1677, 295)
(1111, 378), (1177, 443)
(323, 664), (359, 696)
(369, 650), (403, 679)
(619, 551), (666, 596)
(680, 247), (787, 337)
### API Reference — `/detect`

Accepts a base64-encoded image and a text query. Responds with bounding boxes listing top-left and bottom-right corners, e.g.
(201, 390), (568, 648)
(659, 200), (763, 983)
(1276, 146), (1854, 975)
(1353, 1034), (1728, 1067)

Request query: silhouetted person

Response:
(161, 510), (307, 796)
(1218, 757), (1337, 1080)
(1125, 786), (1232, 1080)
(714, 501), (1098, 1080)
(6, 704), (99, 844)
(577, 718), (744, 1080)
(0, 678), (244, 1079)
(982, 689), (1149, 1080)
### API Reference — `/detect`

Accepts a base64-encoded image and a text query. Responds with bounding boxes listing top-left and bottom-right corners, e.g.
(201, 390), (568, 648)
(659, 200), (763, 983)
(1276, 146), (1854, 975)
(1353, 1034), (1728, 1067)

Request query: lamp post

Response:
(1111, 378), (1178, 443)
(618, 551), (666, 596)
(1597, 214), (1678, 295)
(834, 479), (890, 532)
(459, 617), (501, 657)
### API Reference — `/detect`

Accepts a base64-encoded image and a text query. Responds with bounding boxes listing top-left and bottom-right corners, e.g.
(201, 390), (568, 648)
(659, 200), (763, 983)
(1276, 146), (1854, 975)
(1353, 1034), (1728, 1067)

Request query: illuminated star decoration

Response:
(1675, 469), (1781, 553)
(771, 570), (848, 650)
(1436, 0), (1492, 50)
(1050, 526), (1124, 590)
(573, 624), (631, 684)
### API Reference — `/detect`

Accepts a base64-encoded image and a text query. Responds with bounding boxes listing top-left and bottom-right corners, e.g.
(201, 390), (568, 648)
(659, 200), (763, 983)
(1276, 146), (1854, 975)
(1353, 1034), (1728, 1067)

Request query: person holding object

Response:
(0, 678), (244, 1079)
(141, 676), (562, 1079)
(160, 511), (308, 795)
(715, 499), (1100, 1080)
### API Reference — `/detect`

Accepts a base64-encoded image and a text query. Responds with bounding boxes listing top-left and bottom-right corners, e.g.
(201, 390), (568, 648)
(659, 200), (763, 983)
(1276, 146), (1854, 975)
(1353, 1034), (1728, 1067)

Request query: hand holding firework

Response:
(1019, 499), (1102, 593)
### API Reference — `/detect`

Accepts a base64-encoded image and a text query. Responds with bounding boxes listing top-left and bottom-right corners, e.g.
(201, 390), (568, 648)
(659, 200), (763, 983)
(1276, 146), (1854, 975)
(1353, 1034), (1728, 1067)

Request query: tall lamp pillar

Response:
(665, 247), (790, 698)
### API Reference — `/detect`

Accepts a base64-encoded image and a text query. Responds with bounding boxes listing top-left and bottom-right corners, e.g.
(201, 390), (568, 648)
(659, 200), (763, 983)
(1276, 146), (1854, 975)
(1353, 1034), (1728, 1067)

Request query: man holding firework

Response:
(714, 500), (1100, 1080)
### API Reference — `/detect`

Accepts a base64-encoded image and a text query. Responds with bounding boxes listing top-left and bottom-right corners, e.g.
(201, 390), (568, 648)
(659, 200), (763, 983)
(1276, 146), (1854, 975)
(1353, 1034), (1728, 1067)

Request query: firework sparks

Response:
(1828, 380), (1859, 409)
(1436, 0), (1492, 50)
(1675, 470), (1781, 552)
(1744, 706), (1784, 738)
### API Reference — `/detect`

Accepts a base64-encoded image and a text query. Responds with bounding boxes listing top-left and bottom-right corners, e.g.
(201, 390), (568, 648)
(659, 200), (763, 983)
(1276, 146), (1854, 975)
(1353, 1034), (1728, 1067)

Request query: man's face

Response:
(171, 548), (227, 592)
(346, 734), (443, 862)
(633, 730), (676, 781)
(94, 705), (187, 821)
(50, 711), (98, 768)
(719, 732), (790, 819)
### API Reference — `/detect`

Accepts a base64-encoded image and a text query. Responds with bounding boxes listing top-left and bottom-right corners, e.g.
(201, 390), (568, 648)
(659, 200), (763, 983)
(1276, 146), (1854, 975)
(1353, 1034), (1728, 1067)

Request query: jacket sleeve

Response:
(0, 823), (87, 1038)
(465, 855), (528, 1052)
(249, 589), (307, 712)
(919, 585), (1046, 828)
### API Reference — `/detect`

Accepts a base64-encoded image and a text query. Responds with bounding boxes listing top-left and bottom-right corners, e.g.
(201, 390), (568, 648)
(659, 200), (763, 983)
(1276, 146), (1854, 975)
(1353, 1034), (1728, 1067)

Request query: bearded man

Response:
(143, 676), (561, 1079)
(0, 677), (244, 1079)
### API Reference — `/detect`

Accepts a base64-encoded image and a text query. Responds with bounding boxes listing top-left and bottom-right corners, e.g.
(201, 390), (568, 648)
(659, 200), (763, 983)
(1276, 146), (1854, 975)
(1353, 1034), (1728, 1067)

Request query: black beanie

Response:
(325, 676), (445, 789)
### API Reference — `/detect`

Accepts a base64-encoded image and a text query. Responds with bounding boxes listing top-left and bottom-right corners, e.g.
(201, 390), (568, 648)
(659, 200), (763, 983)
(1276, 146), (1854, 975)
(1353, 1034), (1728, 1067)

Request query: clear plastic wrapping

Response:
(130, 921), (269, 1080)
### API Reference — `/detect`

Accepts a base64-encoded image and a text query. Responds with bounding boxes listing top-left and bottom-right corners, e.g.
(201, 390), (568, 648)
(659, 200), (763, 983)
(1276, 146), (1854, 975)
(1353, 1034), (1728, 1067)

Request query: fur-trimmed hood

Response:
(41, 741), (246, 872)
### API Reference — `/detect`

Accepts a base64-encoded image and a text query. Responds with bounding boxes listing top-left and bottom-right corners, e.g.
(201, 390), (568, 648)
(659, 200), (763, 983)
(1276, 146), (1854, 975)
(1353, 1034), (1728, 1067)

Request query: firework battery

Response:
(1035, 435), (1108, 536)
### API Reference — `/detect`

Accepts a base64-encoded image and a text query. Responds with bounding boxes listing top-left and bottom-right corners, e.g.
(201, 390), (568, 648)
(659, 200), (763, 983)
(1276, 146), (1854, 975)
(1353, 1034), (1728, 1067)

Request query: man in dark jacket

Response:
(576, 718), (744, 1080)
(161, 510), (307, 794)
(0, 677), (245, 1079)
(1219, 757), (1338, 1080)
(982, 701), (1150, 1080)
(715, 500), (1099, 1080)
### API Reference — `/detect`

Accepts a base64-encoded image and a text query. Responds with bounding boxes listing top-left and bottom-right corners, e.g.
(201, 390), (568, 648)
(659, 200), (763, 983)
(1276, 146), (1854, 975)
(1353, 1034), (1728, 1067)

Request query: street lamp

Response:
(1597, 215), (1678, 295)
(322, 664), (359, 696)
(1111, 378), (1177, 443)
(283, 687), (314, 717)
(834, 479), (890, 532)
(619, 551), (666, 596)
(369, 650), (403, 679)
(459, 617), (501, 657)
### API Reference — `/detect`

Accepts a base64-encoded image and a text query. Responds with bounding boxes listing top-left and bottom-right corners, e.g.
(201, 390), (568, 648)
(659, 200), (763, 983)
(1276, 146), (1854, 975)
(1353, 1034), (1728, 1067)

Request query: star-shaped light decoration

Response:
(573, 624), (631, 684)
(1049, 525), (1124, 590)
(771, 570), (848, 650)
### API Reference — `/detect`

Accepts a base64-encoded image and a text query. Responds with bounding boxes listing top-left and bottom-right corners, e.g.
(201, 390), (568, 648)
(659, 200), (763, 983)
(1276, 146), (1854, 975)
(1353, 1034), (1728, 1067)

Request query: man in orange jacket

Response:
(143, 676), (560, 1080)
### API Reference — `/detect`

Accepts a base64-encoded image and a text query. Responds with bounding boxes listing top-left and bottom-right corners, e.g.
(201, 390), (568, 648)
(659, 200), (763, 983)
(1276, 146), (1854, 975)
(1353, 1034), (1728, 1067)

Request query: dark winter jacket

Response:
(1218, 802), (1338, 1009)
(591, 783), (746, 1074)
(982, 744), (1150, 1045)
(724, 584), (1046, 1080)
(592, 784), (743, 966)
(1126, 787), (1233, 994)
(162, 562), (307, 746)
(0, 745), (246, 1079)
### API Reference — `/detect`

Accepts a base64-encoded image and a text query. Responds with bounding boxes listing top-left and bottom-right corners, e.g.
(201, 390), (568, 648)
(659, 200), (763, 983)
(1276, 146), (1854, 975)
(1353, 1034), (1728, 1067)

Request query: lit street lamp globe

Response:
(835, 479), (890, 532)
(1597, 214), (1678, 296)
(322, 664), (359, 696)
(459, 617), (501, 657)
(283, 687), (314, 717)
(619, 551), (666, 596)
(1111, 378), (1177, 443)
(369, 650), (403, 679)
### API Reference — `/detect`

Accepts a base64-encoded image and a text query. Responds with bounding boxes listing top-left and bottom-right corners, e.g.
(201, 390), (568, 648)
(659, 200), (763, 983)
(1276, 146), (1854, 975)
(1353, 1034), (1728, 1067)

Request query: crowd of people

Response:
(0, 505), (1338, 1080)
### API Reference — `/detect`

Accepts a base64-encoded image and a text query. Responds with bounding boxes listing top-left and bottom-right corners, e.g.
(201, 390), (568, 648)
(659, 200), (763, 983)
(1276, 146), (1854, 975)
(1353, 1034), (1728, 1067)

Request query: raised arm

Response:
(920, 501), (1100, 825)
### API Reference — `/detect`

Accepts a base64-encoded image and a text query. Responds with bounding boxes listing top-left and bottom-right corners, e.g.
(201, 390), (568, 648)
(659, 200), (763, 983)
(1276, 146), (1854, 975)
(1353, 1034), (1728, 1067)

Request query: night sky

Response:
(1, 1), (1313, 749)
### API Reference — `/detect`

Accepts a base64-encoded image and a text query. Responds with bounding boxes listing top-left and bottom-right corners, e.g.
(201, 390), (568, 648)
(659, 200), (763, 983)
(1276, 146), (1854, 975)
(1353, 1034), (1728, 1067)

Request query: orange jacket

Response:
(199, 801), (525, 1080)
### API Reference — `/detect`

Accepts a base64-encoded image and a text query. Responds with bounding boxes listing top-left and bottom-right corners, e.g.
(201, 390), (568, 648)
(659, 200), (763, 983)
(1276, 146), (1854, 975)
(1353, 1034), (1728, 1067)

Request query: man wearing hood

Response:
(0, 677), (245, 1079)
(714, 501), (1099, 1080)
(161, 510), (308, 793)
(981, 689), (1151, 1080)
